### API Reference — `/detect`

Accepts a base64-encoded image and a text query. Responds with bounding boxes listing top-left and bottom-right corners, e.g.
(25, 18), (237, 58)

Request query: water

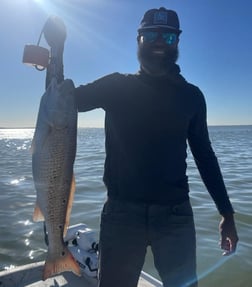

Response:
(0, 126), (251, 286)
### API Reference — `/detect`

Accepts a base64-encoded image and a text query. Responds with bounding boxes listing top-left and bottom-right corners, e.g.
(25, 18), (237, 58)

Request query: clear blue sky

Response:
(0, 0), (251, 127)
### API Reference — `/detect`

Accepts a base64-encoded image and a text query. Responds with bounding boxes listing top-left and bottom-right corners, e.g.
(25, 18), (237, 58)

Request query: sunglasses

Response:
(139, 31), (178, 45)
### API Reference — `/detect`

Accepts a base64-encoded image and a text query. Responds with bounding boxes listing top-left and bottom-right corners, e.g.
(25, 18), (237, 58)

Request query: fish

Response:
(31, 78), (81, 280)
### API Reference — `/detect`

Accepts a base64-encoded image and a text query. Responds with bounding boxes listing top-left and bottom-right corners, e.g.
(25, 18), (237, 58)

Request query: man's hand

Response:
(219, 214), (239, 256)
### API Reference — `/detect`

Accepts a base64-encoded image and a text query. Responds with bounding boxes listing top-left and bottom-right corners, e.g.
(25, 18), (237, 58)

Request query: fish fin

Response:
(43, 246), (81, 281)
(63, 175), (76, 237)
(33, 203), (45, 222)
(30, 138), (35, 154)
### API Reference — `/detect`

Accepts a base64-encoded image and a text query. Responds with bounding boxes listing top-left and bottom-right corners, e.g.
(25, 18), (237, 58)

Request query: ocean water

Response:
(0, 126), (251, 287)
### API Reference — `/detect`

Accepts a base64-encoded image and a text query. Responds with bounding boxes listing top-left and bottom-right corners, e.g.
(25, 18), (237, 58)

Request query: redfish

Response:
(32, 78), (80, 280)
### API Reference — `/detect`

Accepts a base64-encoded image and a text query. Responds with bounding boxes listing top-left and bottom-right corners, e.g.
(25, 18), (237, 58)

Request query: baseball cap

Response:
(138, 7), (182, 34)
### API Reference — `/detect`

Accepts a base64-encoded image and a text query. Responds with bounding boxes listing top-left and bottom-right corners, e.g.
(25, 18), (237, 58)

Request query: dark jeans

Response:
(98, 198), (198, 287)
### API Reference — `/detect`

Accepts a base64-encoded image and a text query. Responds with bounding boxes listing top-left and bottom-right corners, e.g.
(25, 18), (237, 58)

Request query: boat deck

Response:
(0, 261), (162, 287)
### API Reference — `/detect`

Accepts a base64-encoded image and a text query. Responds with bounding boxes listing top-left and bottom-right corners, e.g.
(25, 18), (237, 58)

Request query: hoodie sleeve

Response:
(187, 87), (234, 215)
(74, 73), (122, 112)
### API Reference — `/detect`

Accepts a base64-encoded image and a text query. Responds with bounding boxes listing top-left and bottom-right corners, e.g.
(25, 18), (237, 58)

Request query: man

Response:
(74, 7), (238, 287)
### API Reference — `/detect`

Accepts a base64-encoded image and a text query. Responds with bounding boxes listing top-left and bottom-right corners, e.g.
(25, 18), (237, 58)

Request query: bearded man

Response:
(74, 7), (238, 287)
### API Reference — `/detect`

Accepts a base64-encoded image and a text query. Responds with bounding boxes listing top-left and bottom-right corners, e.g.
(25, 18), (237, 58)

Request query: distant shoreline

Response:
(0, 127), (34, 129)
(0, 127), (104, 129)
(1, 125), (251, 129)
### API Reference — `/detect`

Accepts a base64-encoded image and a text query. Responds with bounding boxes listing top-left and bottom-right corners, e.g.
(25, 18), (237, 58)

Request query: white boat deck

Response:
(0, 261), (163, 287)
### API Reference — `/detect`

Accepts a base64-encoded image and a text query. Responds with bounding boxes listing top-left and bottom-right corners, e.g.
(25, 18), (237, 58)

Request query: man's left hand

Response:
(219, 214), (239, 256)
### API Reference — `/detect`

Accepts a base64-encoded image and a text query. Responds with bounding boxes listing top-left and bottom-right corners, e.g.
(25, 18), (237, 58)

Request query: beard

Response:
(137, 44), (179, 76)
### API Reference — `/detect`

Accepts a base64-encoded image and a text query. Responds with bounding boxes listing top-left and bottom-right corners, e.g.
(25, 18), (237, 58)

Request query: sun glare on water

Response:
(0, 129), (34, 140)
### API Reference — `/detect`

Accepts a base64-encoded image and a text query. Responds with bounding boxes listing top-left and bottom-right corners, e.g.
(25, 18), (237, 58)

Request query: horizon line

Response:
(1, 124), (252, 129)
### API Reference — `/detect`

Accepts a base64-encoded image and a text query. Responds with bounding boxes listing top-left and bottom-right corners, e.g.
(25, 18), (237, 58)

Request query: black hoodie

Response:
(75, 64), (234, 215)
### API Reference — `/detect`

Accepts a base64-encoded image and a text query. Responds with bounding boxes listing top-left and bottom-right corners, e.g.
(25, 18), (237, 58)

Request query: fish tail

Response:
(43, 247), (81, 280)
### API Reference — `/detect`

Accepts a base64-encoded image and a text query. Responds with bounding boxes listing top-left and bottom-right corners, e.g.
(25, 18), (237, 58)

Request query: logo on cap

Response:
(153, 11), (168, 25)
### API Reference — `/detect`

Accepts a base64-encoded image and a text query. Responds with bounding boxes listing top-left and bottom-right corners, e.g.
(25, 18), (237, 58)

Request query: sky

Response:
(0, 0), (251, 128)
